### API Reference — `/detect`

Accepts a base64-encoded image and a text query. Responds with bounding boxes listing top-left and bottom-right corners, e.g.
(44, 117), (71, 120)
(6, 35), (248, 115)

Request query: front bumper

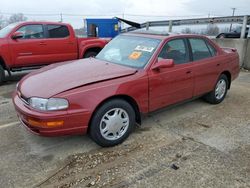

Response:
(13, 92), (91, 136)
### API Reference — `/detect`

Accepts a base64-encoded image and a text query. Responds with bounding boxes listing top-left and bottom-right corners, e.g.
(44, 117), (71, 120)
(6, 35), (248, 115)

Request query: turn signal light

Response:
(27, 118), (64, 128)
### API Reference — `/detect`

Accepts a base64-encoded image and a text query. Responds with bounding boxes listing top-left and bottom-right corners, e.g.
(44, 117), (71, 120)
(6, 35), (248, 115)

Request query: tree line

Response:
(0, 13), (27, 29)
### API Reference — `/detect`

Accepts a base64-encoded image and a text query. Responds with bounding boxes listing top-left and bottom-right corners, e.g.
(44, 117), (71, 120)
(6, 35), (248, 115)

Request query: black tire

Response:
(0, 65), (5, 85)
(84, 51), (98, 58)
(219, 34), (226, 38)
(204, 74), (228, 104)
(89, 99), (135, 147)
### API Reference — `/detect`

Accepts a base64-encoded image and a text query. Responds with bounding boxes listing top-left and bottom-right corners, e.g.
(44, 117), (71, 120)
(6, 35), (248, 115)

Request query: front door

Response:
(9, 24), (47, 67)
(148, 38), (195, 112)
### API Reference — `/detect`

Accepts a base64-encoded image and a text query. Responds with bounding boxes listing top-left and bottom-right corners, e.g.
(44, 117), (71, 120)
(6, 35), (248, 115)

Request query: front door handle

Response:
(39, 42), (46, 45)
(186, 70), (192, 74)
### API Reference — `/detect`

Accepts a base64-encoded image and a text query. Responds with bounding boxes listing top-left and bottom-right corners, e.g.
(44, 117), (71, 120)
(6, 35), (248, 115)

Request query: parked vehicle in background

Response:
(0, 21), (110, 84)
(216, 27), (249, 38)
(13, 32), (240, 147)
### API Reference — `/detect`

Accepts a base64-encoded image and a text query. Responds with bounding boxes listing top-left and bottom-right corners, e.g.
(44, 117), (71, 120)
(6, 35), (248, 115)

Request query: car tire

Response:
(0, 65), (5, 85)
(89, 99), (135, 147)
(204, 74), (228, 104)
(84, 51), (98, 58)
(219, 34), (226, 38)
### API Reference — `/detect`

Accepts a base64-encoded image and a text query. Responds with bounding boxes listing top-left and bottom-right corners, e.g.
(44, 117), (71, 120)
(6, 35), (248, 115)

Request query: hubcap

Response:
(215, 79), (226, 100)
(100, 108), (129, 141)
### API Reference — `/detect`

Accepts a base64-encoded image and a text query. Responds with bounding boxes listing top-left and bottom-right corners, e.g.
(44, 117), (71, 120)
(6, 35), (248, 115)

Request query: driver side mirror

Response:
(152, 59), (174, 71)
(11, 32), (23, 40)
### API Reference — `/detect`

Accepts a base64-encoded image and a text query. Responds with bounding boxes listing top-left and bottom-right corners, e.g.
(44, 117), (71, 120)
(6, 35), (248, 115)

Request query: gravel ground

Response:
(0, 71), (249, 188)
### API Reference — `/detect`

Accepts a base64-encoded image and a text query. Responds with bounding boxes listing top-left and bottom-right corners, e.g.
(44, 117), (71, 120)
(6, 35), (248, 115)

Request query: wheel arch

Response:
(83, 47), (102, 58)
(221, 70), (231, 89)
(0, 56), (11, 76)
(88, 95), (141, 132)
(0, 56), (7, 70)
(216, 33), (226, 38)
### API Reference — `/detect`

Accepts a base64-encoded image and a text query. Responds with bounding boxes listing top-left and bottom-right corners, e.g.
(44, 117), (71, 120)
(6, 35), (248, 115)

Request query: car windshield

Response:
(0, 23), (19, 38)
(96, 35), (161, 69)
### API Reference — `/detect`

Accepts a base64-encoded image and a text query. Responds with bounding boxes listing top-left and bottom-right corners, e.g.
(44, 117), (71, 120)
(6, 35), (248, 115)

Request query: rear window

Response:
(47, 25), (70, 38)
(189, 38), (212, 61)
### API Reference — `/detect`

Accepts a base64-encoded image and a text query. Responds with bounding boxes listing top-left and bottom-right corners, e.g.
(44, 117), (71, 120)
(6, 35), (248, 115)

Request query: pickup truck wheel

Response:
(89, 99), (135, 147)
(204, 74), (228, 104)
(0, 65), (5, 85)
(84, 51), (98, 58)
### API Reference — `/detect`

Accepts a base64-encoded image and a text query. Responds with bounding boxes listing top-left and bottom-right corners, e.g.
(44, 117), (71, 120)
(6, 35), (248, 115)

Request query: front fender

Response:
(56, 72), (149, 124)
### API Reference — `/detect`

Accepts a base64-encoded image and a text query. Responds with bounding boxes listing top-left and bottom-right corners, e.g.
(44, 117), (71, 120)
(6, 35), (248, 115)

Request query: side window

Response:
(16, 25), (44, 39)
(158, 39), (189, 64)
(47, 25), (70, 38)
(206, 42), (217, 56)
(189, 38), (212, 61)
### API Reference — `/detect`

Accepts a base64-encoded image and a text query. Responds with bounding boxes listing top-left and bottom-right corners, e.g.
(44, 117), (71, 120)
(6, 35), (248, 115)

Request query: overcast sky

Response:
(0, 0), (249, 28)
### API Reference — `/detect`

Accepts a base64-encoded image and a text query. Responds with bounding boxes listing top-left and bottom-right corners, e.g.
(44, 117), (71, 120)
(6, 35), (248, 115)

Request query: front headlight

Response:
(28, 97), (69, 111)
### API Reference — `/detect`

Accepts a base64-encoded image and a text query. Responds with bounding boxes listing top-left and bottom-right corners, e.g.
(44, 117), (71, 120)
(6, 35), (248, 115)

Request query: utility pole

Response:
(229, 8), (236, 31)
(122, 13), (125, 29)
(60, 13), (63, 22)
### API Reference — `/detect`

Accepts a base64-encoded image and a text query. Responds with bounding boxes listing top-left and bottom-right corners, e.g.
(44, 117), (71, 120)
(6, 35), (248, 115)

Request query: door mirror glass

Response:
(11, 32), (23, 40)
(152, 59), (174, 70)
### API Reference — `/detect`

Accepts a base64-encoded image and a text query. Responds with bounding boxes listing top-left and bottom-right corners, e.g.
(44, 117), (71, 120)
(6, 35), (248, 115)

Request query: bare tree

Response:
(206, 24), (220, 36)
(0, 14), (5, 29)
(7, 13), (27, 24)
(182, 27), (192, 34)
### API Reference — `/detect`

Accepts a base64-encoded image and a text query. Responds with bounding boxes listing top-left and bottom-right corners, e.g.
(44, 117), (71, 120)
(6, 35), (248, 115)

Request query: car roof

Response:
(123, 30), (208, 40)
(13, 21), (70, 26)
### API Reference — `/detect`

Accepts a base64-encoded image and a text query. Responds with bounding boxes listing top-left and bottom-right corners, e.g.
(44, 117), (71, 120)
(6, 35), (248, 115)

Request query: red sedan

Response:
(13, 32), (240, 147)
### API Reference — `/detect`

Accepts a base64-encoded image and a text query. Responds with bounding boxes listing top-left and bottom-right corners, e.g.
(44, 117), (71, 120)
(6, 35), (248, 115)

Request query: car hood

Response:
(19, 58), (137, 98)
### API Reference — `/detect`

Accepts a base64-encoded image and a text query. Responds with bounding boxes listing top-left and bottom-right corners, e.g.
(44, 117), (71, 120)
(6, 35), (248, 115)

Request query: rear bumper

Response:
(13, 92), (91, 137)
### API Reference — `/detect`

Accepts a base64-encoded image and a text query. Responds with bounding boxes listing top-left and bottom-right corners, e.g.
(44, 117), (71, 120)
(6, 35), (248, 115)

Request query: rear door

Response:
(148, 38), (195, 111)
(188, 38), (221, 96)
(43, 24), (78, 63)
(9, 24), (47, 67)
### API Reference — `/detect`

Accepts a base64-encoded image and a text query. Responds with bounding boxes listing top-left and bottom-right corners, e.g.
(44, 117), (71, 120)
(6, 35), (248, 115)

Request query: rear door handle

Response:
(216, 63), (220, 66)
(186, 70), (192, 74)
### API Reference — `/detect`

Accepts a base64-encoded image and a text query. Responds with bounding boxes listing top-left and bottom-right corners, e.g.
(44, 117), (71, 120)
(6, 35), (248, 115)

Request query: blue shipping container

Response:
(85, 18), (121, 38)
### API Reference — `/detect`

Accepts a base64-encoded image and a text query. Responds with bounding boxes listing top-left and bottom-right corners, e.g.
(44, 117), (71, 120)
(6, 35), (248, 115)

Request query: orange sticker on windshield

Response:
(129, 51), (142, 60)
